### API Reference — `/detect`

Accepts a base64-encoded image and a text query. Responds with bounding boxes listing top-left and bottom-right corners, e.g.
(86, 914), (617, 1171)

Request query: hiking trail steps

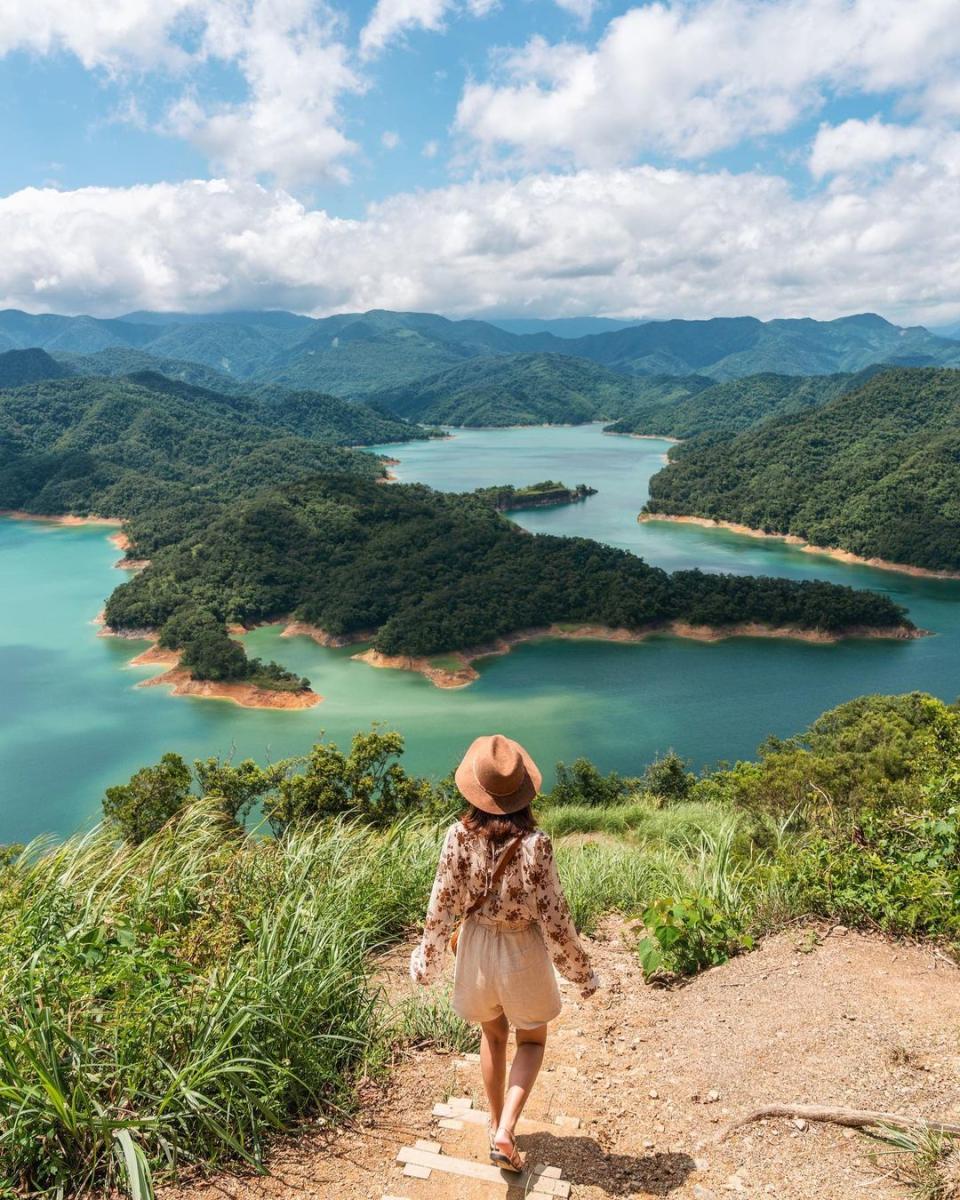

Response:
(387, 1083), (581, 1200)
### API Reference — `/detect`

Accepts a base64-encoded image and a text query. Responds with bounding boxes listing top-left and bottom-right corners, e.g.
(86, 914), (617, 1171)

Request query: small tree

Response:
(264, 729), (437, 833)
(642, 751), (696, 802)
(103, 753), (193, 843)
(194, 756), (294, 825)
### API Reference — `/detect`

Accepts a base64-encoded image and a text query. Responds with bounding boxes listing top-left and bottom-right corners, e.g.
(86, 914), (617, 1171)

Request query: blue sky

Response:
(0, 0), (958, 324)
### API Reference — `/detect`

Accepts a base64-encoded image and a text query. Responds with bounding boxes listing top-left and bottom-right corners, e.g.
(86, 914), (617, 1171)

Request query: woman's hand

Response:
(579, 974), (600, 1000)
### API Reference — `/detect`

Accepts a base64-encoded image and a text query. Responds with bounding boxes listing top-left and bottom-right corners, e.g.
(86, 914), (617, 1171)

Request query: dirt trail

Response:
(160, 922), (960, 1200)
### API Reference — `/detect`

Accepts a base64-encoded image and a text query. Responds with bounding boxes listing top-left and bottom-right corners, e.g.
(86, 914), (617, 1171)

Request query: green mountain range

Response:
(644, 367), (960, 572)
(2, 308), (957, 404)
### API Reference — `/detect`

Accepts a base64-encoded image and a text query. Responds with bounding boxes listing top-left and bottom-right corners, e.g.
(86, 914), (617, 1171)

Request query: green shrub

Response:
(636, 894), (755, 979)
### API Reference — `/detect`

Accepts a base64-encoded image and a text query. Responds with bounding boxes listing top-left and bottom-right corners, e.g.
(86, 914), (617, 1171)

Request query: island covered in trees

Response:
(475, 480), (597, 511)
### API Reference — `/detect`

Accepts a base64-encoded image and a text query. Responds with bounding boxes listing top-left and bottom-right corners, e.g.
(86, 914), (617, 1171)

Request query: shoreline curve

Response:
(638, 513), (960, 581)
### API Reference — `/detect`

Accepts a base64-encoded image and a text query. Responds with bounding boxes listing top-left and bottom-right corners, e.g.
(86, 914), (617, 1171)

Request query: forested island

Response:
(476, 480), (597, 511)
(643, 367), (960, 574)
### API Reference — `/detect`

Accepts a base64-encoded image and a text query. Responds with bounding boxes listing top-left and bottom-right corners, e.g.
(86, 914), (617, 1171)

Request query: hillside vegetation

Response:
(368, 353), (646, 426)
(644, 367), (960, 572)
(606, 370), (875, 440)
(2, 692), (958, 1198)
(0, 348), (72, 387)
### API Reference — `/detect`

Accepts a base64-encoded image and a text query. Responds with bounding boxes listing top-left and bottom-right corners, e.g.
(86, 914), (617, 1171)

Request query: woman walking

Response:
(410, 734), (599, 1173)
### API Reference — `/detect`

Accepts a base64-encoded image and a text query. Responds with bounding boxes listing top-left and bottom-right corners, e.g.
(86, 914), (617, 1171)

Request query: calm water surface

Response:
(2, 424), (958, 841)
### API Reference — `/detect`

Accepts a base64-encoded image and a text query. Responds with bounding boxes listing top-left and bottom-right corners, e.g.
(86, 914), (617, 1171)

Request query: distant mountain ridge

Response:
(1, 308), (957, 402)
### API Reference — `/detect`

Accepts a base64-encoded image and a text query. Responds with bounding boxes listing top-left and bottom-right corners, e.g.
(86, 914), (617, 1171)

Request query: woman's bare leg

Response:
(480, 1014), (510, 1132)
(494, 1024), (548, 1160)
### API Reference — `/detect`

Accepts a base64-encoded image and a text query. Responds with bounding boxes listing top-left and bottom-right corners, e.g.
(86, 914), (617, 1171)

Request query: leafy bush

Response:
(636, 894), (754, 979)
(547, 758), (637, 807)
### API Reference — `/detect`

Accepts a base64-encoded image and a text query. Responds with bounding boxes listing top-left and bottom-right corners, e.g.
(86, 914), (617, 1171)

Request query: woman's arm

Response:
(409, 824), (467, 986)
(531, 833), (600, 997)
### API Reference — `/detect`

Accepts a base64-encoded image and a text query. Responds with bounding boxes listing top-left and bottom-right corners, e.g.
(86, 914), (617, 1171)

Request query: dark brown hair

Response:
(461, 804), (538, 843)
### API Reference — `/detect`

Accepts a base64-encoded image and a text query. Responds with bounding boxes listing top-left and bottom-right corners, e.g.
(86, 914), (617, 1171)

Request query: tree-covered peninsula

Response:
(643, 367), (960, 573)
(104, 475), (914, 678)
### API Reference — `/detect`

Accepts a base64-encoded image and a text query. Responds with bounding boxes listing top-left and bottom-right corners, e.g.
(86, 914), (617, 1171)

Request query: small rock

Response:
(792, 1118), (809, 1132)
(644, 1139), (655, 1149)
(831, 924), (849, 936)
(649, 1088), (660, 1099)
(693, 1187), (717, 1200)
(724, 1176), (746, 1193)
(707, 1089), (722, 1103)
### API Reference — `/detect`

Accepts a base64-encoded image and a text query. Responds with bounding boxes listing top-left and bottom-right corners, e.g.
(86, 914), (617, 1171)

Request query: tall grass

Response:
(0, 805), (441, 1198)
(0, 797), (794, 1197)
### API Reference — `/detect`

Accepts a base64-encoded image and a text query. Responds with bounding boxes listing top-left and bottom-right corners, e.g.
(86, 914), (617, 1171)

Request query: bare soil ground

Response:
(160, 921), (960, 1200)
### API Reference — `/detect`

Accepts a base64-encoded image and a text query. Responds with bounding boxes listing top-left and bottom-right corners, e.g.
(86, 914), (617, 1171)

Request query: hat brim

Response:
(454, 737), (542, 815)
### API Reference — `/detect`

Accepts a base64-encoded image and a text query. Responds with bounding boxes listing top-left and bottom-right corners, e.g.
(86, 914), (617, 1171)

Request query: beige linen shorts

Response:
(452, 915), (562, 1029)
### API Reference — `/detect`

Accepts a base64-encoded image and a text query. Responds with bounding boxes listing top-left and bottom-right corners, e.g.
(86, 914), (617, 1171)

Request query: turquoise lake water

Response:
(3, 424), (959, 842)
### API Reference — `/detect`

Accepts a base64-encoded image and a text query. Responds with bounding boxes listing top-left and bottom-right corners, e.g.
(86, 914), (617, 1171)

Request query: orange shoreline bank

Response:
(639, 513), (960, 581)
(281, 617), (924, 692)
(97, 624), (323, 710)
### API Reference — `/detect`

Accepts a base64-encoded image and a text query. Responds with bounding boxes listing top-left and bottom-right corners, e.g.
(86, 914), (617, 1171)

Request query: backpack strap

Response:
(465, 833), (524, 919)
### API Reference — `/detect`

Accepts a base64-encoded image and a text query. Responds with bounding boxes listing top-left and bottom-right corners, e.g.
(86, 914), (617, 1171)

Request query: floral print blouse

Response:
(410, 821), (599, 994)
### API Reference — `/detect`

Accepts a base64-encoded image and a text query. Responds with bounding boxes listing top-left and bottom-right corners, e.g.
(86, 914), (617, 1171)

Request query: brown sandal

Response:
(491, 1127), (524, 1173)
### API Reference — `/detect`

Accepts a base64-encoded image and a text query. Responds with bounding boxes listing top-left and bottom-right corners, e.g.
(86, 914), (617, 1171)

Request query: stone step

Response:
(396, 1146), (571, 1197)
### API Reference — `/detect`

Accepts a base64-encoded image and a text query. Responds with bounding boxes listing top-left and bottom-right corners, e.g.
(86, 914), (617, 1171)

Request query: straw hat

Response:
(455, 734), (542, 814)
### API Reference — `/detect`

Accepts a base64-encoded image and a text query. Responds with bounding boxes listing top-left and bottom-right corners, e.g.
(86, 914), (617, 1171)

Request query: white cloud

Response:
(552, 0), (597, 23)
(359, 0), (453, 58)
(167, 2), (361, 186)
(0, 0), (198, 70)
(381, 130), (401, 149)
(456, 0), (960, 167)
(2, 154), (959, 326)
(810, 118), (937, 178)
(422, 139), (440, 158)
(1, 1), (361, 186)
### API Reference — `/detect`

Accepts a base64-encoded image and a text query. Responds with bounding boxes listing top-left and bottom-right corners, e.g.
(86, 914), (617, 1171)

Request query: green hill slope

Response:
(0, 374), (385, 536)
(0, 348), (73, 387)
(606, 371), (883, 440)
(644, 367), (960, 571)
(368, 353), (648, 425)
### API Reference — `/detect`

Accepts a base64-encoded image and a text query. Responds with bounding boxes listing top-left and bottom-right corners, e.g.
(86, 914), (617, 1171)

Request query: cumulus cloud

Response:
(456, 0), (960, 166)
(2, 156), (959, 325)
(1, 1), (361, 186)
(359, 0), (454, 57)
(165, 2), (361, 186)
(810, 118), (938, 178)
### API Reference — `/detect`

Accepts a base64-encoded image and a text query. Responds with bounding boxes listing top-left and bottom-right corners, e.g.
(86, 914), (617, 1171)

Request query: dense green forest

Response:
(104, 474), (911, 671)
(3, 307), (958, 397)
(0, 348), (72, 387)
(605, 370), (878, 440)
(3, 691), (959, 1197)
(644, 367), (960, 571)
(368, 353), (646, 425)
